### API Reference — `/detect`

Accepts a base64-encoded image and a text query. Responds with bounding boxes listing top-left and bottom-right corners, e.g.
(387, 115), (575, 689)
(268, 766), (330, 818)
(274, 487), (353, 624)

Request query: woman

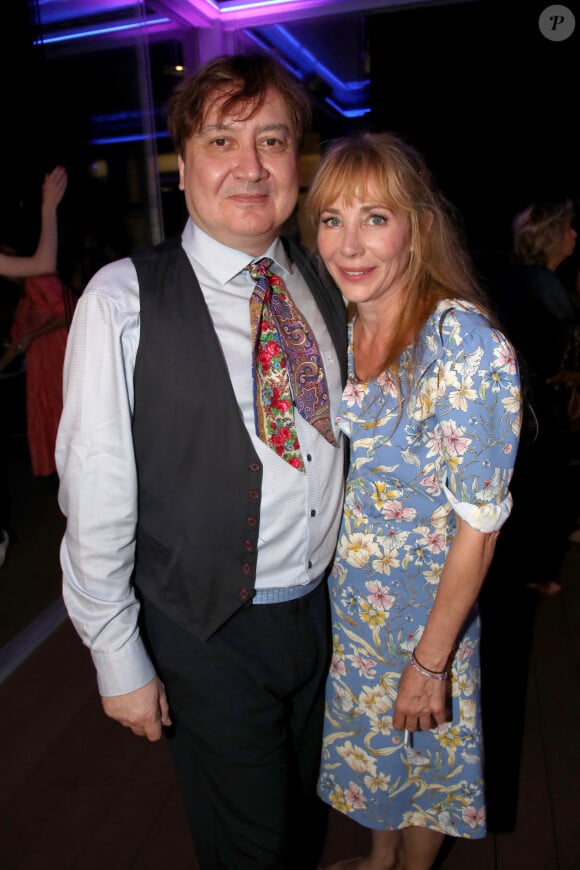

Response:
(306, 133), (522, 869)
(5, 272), (68, 476)
(0, 164), (67, 562)
(0, 166), (67, 280)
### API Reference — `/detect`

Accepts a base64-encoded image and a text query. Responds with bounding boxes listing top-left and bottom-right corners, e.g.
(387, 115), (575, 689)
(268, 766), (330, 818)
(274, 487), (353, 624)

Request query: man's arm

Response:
(56, 260), (170, 741)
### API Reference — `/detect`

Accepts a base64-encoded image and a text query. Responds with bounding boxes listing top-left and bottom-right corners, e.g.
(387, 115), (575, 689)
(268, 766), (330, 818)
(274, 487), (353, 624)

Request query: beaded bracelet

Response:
(410, 648), (449, 681)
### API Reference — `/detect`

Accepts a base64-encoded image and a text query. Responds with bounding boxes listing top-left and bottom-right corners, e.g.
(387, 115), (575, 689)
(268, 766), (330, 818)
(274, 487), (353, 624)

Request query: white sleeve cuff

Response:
(92, 636), (157, 697)
(443, 483), (513, 532)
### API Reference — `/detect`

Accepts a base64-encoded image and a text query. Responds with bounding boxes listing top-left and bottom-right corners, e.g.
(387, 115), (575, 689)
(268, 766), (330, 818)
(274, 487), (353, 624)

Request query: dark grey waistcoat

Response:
(131, 235), (347, 641)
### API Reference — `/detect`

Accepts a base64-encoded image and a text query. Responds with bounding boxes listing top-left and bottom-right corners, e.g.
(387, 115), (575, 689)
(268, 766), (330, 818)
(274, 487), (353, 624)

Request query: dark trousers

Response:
(141, 581), (331, 870)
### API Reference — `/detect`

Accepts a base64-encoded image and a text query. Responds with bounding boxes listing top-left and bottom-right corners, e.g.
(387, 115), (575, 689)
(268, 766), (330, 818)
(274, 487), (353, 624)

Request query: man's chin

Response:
(229, 217), (277, 241)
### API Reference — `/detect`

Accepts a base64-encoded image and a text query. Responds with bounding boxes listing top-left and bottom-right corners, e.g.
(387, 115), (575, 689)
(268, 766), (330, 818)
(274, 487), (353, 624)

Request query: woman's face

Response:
(317, 190), (412, 309)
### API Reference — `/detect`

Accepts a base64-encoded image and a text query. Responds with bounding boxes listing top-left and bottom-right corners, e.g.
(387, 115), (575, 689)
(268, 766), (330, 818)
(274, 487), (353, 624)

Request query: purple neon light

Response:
(187, 0), (339, 24)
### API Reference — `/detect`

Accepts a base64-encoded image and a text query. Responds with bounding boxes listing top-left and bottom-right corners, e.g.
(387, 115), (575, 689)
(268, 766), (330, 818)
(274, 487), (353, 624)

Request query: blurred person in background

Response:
(501, 199), (579, 595)
(0, 165), (67, 566)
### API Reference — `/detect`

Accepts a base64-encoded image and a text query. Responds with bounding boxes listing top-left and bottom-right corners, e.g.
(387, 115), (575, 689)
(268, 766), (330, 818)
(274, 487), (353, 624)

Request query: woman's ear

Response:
(423, 210), (435, 234)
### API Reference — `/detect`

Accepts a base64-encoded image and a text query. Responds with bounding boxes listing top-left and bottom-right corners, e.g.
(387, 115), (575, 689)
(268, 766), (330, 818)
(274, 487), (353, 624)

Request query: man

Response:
(55, 53), (347, 869)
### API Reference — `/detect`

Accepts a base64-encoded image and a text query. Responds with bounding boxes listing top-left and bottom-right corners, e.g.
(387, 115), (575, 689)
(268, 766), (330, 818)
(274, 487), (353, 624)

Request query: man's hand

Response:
(101, 676), (172, 742)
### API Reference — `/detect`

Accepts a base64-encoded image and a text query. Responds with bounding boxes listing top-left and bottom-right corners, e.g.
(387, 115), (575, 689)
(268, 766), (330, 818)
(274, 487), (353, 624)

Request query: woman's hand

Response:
(392, 662), (450, 732)
(42, 166), (68, 211)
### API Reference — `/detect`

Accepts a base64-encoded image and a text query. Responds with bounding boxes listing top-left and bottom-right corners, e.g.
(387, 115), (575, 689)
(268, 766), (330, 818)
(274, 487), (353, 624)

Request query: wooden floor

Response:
(1, 446), (580, 868)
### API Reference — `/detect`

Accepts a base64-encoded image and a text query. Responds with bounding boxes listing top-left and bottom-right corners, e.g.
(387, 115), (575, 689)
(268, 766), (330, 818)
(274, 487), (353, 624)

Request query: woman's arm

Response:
(0, 166), (67, 279)
(392, 517), (497, 732)
(413, 517), (497, 670)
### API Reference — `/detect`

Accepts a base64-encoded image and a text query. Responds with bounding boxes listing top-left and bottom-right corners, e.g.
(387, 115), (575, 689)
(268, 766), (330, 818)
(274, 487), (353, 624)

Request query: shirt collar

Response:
(181, 218), (293, 284)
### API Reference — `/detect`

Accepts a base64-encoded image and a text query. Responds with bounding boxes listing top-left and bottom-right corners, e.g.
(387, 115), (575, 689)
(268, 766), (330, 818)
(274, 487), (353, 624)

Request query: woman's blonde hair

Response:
(305, 131), (495, 374)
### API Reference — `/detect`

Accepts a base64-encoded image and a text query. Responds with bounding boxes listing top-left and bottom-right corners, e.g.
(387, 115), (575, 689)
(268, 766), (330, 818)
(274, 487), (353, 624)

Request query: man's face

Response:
(178, 87), (300, 257)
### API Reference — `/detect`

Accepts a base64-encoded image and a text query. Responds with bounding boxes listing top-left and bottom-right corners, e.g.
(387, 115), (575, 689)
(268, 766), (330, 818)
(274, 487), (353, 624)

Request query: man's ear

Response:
(177, 155), (185, 192)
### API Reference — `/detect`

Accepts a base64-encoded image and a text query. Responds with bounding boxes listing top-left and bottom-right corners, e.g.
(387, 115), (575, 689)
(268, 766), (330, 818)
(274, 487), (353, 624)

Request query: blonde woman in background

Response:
(500, 199), (579, 595)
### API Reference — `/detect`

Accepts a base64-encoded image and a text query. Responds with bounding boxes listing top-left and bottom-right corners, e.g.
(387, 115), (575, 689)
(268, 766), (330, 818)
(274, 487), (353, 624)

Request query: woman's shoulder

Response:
(427, 298), (514, 357)
(430, 298), (489, 336)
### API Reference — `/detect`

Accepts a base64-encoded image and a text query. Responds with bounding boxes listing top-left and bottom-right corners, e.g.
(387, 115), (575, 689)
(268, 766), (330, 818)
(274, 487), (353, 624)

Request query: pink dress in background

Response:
(10, 275), (67, 476)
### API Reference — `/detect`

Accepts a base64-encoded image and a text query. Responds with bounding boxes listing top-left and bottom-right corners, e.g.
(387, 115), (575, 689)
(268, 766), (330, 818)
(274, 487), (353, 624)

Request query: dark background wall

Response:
(1, 0), (578, 287)
(0, 4), (46, 250)
(367, 0), (579, 291)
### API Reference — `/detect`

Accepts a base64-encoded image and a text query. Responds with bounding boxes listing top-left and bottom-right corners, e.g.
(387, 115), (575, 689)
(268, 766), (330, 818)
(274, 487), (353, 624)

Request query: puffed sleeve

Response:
(435, 305), (522, 532)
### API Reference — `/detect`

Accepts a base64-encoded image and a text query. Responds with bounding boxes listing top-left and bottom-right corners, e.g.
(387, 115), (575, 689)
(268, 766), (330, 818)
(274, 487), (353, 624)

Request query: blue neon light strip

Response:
(324, 98), (370, 118)
(269, 25), (369, 93)
(90, 131), (170, 144)
(34, 17), (170, 45)
(201, 0), (306, 12)
(244, 28), (370, 117)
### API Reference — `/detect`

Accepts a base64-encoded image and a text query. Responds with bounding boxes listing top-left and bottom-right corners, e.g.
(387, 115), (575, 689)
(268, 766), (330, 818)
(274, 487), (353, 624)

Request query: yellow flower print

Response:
(338, 532), (381, 568)
(329, 784), (353, 814)
(459, 699), (477, 728)
(371, 551), (401, 575)
(359, 600), (387, 629)
(358, 684), (392, 719)
(437, 725), (462, 749)
(449, 380), (478, 412)
(336, 740), (378, 775)
(364, 771), (391, 793)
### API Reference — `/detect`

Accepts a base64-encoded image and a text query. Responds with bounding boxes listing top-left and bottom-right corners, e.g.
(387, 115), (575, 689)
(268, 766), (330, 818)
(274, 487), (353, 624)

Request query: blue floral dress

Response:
(318, 300), (522, 839)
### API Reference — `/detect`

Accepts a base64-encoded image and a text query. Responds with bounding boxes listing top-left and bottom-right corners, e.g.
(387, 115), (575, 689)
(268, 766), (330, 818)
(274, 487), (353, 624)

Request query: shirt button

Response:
(248, 489), (259, 500)
(247, 514), (258, 527)
(249, 461), (260, 472)
(311, 509), (316, 517)
(243, 539), (255, 552)
(241, 562), (252, 575)
(308, 560), (313, 569)
(239, 587), (251, 600)
(306, 454), (312, 462)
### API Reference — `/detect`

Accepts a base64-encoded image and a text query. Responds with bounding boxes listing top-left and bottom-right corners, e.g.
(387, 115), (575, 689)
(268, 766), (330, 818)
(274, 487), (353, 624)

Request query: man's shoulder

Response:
(131, 234), (183, 264)
(82, 255), (138, 306)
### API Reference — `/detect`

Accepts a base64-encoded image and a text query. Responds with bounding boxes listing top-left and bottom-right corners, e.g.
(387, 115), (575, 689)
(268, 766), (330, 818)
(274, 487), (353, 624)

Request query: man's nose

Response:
(233, 145), (266, 180)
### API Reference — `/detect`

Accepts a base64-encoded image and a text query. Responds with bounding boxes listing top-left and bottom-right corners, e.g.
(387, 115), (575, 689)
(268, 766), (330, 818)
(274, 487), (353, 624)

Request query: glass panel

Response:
(26, 0), (188, 290)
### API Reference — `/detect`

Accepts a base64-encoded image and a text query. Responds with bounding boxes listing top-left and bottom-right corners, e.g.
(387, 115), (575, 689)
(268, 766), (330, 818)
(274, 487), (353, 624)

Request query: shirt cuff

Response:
(443, 483), (513, 532)
(92, 635), (157, 697)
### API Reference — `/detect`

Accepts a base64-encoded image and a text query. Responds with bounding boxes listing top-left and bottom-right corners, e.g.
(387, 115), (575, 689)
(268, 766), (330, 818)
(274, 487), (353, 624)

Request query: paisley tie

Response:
(248, 257), (336, 471)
